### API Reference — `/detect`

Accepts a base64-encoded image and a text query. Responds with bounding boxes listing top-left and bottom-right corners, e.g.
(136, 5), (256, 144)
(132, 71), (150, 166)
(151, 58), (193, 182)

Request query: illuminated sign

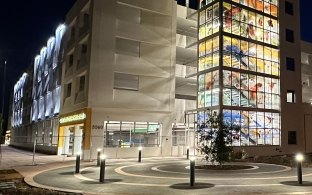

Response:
(60, 113), (86, 124)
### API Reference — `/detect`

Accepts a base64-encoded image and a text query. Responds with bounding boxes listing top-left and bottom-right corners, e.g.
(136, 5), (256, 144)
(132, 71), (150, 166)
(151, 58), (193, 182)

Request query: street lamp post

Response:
(296, 153), (304, 184)
(1, 61), (6, 116)
(1, 61), (7, 142)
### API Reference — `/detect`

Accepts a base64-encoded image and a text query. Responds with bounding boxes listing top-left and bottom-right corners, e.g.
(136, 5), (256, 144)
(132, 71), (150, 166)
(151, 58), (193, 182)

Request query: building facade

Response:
(10, 0), (312, 158)
(196, 0), (312, 156)
(10, 24), (66, 154)
(197, 0), (281, 155)
(58, 0), (199, 159)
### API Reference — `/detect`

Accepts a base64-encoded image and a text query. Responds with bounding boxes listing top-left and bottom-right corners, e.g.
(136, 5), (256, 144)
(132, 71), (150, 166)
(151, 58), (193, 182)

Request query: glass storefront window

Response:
(105, 121), (160, 147)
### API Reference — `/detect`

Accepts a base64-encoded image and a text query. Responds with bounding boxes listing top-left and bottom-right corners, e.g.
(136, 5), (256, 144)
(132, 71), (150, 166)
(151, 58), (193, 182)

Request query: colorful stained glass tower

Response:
(197, 0), (280, 146)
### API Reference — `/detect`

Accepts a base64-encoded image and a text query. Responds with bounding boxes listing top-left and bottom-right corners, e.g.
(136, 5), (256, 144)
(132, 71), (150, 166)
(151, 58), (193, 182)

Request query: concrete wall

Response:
(79, 0), (177, 159)
(88, 0), (176, 111)
(279, 0), (304, 154)
(61, 0), (91, 115)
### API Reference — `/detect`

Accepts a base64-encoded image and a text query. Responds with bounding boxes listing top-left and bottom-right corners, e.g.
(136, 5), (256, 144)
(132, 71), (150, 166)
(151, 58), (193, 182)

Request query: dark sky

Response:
(0, 0), (76, 133)
(300, 0), (312, 43)
(0, 0), (312, 134)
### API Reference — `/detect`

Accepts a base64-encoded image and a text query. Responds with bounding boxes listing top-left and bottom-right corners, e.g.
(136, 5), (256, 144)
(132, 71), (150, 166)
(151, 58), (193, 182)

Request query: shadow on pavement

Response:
(58, 171), (75, 175)
(81, 179), (122, 184)
(83, 164), (113, 167)
(80, 170), (94, 174)
(170, 182), (214, 190)
(280, 181), (312, 186)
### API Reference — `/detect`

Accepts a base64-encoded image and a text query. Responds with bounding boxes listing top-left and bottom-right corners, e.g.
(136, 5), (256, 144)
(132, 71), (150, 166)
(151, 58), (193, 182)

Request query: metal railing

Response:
(5, 134), (198, 149)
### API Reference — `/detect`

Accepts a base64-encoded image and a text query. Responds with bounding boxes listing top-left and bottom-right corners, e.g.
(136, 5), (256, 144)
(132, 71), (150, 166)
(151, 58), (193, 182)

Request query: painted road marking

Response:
(75, 167), (312, 189)
(114, 162), (312, 180)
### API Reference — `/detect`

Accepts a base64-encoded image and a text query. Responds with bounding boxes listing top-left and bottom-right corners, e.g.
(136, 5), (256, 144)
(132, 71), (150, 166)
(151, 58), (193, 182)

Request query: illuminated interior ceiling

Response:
(301, 52), (312, 103)
(175, 10), (198, 99)
(177, 17), (197, 39)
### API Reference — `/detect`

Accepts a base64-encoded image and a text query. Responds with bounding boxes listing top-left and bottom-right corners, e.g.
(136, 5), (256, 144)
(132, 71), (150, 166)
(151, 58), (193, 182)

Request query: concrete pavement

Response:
(29, 158), (312, 194)
(3, 145), (312, 194)
(0, 145), (76, 170)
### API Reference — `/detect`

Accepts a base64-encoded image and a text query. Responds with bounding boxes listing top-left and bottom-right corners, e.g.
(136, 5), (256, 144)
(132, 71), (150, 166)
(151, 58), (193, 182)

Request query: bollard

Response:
(32, 132), (37, 165)
(190, 156), (195, 187)
(186, 146), (189, 160)
(75, 152), (81, 173)
(296, 154), (304, 184)
(100, 154), (106, 183)
(138, 146), (142, 163)
(97, 148), (101, 167)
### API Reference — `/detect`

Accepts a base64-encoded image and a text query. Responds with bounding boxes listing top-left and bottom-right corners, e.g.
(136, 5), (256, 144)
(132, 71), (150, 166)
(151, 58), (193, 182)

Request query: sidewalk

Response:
(2, 146), (312, 195)
(0, 145), (76, 170)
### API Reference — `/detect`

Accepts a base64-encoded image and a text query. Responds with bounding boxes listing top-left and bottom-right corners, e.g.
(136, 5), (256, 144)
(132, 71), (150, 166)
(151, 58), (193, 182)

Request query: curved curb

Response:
(17, 159), (312, 194)
(24, 175), (83, 194)
(17, 161), (93, 194)
(114, 162), (312, 181)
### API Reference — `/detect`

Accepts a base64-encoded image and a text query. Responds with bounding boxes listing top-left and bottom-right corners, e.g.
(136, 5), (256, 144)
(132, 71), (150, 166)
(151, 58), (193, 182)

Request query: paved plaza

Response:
(2, 146), (312, 194)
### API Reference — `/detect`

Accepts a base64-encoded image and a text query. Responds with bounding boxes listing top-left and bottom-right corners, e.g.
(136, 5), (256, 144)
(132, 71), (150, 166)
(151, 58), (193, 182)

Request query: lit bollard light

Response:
(186, 146), (190, 160)
(100, 154), (106, 183)
(190, 156), (195, 187)
(296, 153), (304, 184)
(75, 152), (81, 174)
(138, 146), (142, 163)
(97, 148), (101, 167)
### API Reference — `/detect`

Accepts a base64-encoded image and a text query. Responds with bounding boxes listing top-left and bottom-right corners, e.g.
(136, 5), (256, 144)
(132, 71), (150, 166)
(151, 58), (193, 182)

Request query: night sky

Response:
(0, 0), (312, 134)
(0, 0), (76, 134)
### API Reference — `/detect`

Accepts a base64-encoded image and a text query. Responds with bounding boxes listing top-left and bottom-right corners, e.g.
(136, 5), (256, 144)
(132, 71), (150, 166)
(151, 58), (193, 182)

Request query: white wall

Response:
(83, 0), (177, 159)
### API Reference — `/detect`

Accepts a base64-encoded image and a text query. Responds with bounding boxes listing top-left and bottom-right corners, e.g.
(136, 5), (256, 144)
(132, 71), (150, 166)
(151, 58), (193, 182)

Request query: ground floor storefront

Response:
(10, 106), (312, 158)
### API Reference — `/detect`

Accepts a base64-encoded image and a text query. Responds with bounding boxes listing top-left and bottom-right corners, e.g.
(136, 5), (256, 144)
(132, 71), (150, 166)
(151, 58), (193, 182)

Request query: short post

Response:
(32, 132), (37, 165)
(296, 153), (304, 184)
(186, 146), (189, 160)
(100, 154), (106, 183)
(97, 148), (101, 167)
(190, 156), (195, 187)
(75, 152), (81, 173)
(138, 146), (142, 163)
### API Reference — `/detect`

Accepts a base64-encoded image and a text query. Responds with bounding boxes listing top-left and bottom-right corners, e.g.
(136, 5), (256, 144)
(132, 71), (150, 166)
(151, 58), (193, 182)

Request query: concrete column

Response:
(73, 125), (83, 155)
(63, 127), (70, 155)
(161, 114), (174, 156)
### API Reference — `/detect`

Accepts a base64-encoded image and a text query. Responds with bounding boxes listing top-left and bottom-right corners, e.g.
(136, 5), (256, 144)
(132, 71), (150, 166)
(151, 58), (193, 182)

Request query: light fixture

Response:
(296, 153), (304, 162)
(100, 154), (107, 160)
